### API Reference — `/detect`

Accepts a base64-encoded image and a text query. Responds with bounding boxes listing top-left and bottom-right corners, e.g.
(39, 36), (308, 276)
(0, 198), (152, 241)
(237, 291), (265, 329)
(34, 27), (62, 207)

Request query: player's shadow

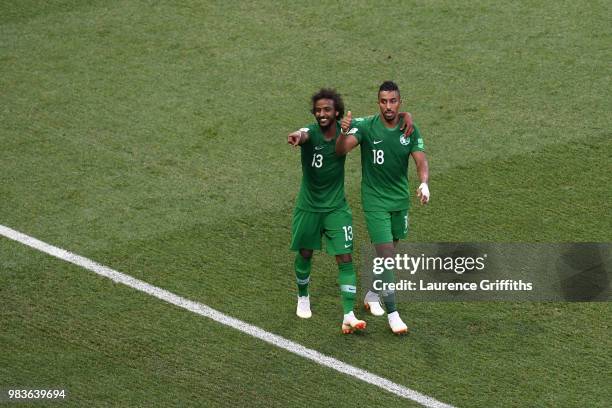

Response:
(556, 244), (610, 301)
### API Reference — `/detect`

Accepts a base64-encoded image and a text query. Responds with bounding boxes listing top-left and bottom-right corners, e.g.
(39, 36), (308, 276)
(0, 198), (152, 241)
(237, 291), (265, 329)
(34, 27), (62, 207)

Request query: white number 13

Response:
(342, 226), (353, 241)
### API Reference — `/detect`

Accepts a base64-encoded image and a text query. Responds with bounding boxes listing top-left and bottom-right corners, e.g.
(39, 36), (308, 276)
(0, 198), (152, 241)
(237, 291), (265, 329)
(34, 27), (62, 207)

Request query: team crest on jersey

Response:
(400, 135), (410, 146)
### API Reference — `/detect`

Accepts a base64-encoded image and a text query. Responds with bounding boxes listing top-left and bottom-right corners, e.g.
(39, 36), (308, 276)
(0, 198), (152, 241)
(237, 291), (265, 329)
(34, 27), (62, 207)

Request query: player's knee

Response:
(299, 249), (313, 259)
(336, 253), (352, 264)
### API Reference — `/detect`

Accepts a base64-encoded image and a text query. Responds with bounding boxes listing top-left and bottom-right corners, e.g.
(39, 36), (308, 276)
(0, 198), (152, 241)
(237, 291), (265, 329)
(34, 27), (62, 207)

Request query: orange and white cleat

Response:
(341, 311), (367, 334)
(388, 311), (409, 335)
(364, 290), (385, 316)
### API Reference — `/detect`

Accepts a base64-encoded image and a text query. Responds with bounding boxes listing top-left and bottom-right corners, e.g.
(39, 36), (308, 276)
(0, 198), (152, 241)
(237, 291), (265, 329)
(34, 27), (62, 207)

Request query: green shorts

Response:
(290, 205), (353, 255)
(364, 209), (409, 245)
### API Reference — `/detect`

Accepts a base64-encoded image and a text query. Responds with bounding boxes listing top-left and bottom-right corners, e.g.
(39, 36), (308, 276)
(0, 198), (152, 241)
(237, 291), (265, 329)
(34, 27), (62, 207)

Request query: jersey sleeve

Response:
(300, 124), (316, 146)
(409, 125), (425, 153)
(348, 115), (372, 144)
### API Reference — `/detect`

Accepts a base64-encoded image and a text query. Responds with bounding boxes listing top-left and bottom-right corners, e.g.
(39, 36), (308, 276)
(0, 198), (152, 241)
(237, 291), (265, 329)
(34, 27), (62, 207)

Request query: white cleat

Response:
(364, 290), (385, 316)
(342, 311), (367, 334)
(296, 296), (312, 319)
(388, 311), (409, 335)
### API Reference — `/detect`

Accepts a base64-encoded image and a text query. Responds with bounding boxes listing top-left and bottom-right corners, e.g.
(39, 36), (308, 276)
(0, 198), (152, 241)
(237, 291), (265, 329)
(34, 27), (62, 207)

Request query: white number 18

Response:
(372, 149), (384, 164)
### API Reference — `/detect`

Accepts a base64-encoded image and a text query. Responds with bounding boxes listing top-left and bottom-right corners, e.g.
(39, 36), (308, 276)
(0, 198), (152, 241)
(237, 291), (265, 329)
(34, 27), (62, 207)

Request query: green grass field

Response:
(1, 1), (610, 407)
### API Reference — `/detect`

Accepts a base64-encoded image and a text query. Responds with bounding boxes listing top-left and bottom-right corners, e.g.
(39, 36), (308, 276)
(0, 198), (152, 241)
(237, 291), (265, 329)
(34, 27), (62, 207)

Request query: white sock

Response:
(343, 311), (355, 321)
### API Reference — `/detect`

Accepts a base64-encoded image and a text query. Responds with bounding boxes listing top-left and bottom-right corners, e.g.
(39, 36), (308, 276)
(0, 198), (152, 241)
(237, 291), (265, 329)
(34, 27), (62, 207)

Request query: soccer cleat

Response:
(296, 296), (312, 319)
(364, 290), (385, 316)
(388, 311), (409, 335)
(341, 311), (367, 334)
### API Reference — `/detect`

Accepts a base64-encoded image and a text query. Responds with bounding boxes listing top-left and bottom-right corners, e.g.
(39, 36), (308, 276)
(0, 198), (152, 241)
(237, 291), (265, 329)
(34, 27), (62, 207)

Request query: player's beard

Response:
(383, 110), (397, 122)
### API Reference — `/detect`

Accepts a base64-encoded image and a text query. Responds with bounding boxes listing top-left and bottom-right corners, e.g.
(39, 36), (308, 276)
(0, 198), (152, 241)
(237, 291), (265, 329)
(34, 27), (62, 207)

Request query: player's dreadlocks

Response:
(311, 88), (345, 119)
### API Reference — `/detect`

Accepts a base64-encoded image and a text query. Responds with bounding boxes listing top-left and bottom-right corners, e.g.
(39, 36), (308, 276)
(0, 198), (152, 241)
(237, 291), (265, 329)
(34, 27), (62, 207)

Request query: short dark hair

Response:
(378, 81), (400, 98)
(311, 88), (345, 119)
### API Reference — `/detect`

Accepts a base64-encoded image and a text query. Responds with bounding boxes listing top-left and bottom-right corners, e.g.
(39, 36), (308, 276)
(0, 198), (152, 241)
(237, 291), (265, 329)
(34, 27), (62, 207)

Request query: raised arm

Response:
(411, 151), (430, 204)
(335, 111), (359, 155)
(287, 128), (310, 147)
(399, 112), (414, 137)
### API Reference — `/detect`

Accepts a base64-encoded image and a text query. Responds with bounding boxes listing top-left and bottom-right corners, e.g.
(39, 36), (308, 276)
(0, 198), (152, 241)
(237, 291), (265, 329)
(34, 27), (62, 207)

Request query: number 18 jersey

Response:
(350, 114), (425, 212)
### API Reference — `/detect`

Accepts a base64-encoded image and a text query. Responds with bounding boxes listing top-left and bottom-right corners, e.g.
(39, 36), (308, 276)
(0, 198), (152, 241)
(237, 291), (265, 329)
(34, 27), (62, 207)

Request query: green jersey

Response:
(295, 122), (347, 212)
(350, 114), (425, 211)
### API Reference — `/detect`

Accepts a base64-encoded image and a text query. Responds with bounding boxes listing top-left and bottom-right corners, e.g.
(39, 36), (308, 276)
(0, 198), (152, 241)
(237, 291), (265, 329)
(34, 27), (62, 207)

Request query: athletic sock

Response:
(294, 253), (312, 297)
(381, 267), (397, 313)
(338, 261), (356, 314)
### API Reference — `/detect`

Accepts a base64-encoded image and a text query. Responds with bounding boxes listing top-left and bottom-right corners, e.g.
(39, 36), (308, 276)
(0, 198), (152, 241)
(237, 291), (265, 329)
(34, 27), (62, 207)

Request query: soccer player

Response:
(287, 88), (367, 334)
(336, 81), (430, 335)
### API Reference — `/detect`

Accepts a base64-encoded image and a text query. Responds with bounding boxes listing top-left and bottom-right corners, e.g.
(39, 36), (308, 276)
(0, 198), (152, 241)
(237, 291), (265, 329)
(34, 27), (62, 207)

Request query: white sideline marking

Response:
(0, 225), (455, 408)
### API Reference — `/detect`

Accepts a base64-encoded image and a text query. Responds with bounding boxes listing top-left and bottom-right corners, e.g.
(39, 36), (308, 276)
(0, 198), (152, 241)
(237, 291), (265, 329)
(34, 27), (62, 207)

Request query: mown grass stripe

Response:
(0, 224), (455, 408)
